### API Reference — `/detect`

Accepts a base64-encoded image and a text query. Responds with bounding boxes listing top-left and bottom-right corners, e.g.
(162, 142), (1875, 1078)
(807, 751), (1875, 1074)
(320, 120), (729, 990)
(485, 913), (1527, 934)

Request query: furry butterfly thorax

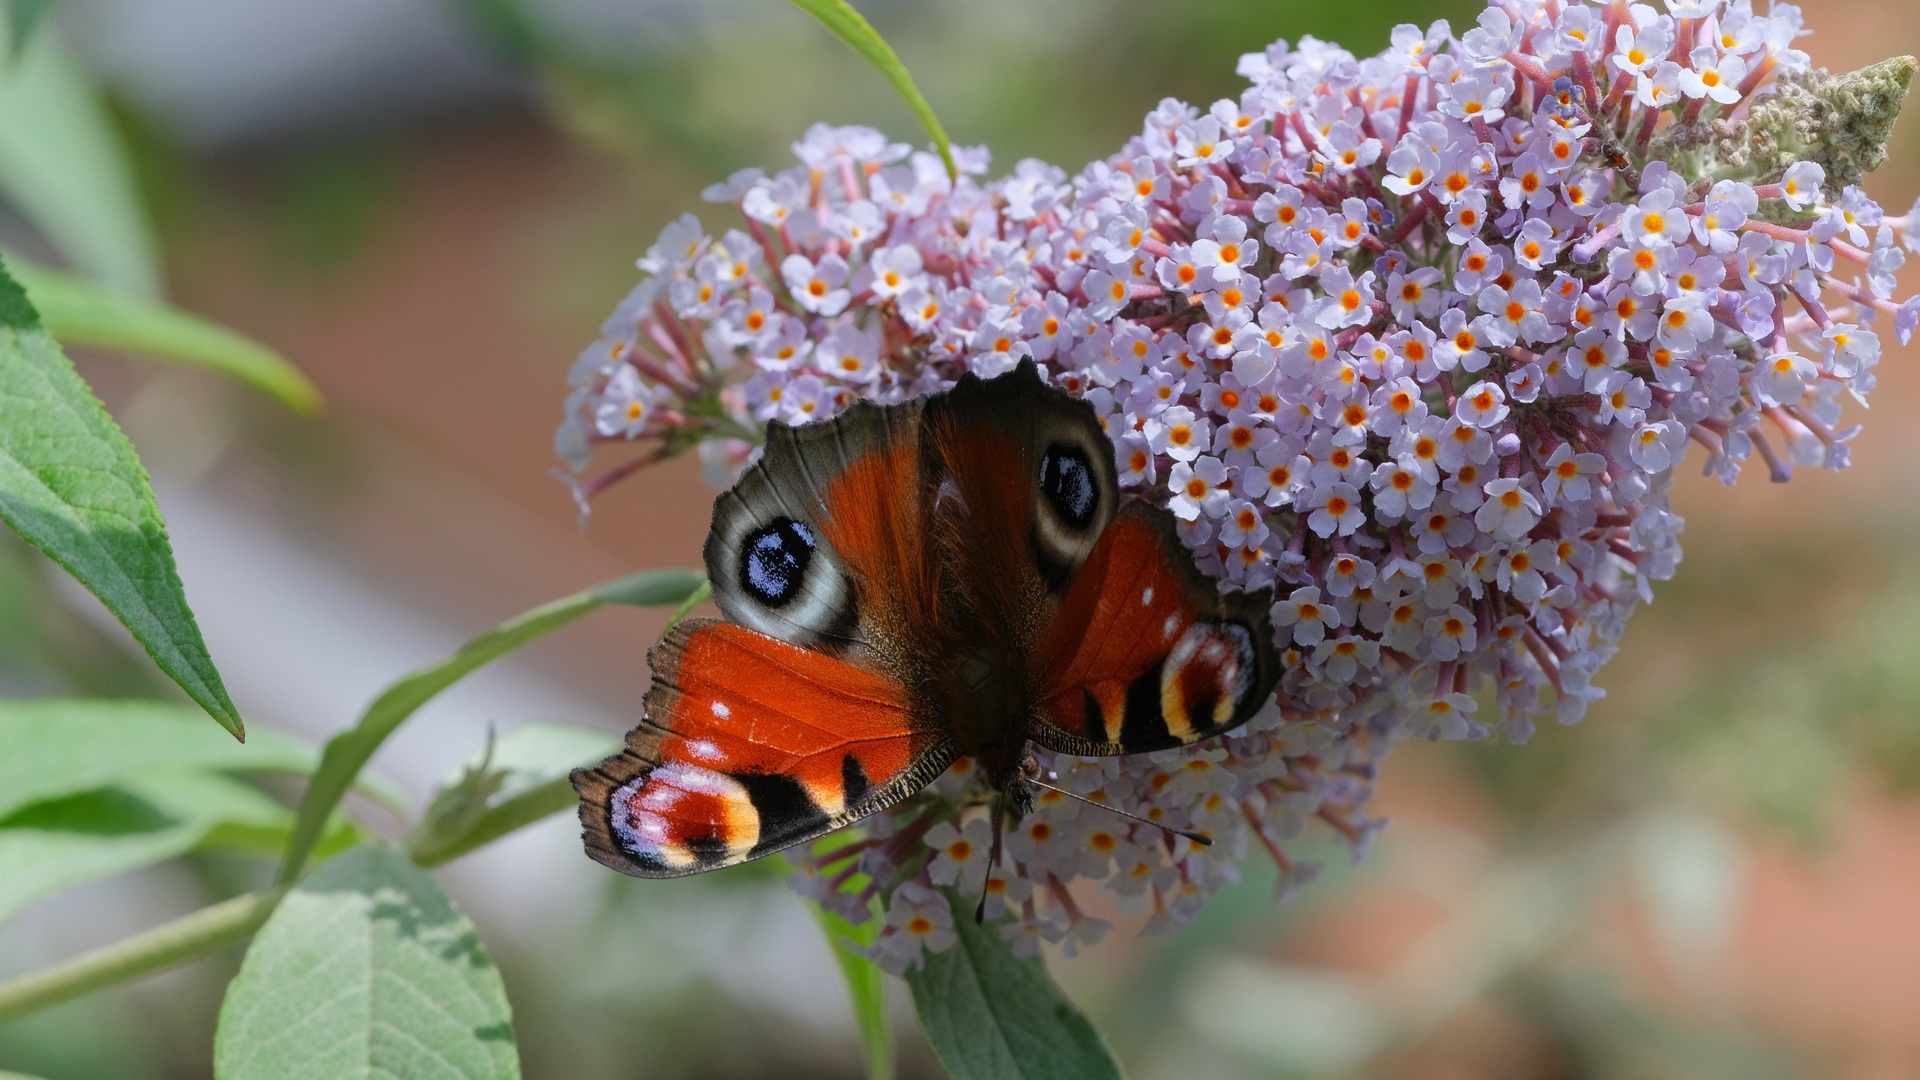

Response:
(573, 360), (1281, 881)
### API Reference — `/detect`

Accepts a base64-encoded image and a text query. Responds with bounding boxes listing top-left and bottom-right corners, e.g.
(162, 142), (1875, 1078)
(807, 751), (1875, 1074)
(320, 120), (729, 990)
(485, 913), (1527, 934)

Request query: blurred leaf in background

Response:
(8, 259), (321, 415)
(2, 773), (305, 927)
(0, 20), (158, 297)
(5, 0), (55, 59)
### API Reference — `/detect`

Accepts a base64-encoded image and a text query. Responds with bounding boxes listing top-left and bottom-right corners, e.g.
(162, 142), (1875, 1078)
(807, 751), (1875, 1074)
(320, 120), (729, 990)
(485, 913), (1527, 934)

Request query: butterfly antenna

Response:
(1027, 777), (1212, 847)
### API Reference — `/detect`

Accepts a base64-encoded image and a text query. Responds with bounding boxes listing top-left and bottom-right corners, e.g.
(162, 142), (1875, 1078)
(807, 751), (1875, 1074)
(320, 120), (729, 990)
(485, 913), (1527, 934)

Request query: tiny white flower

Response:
(1274, 585), (1341, 647)
(1454, 380), (1510, 429)
(782, 253), (851, 316)
(1475, 479), (1542, 540)
(867, 244), (924, 299)
(593, 365), (655, 438)
(1780, 161), (1826, 212)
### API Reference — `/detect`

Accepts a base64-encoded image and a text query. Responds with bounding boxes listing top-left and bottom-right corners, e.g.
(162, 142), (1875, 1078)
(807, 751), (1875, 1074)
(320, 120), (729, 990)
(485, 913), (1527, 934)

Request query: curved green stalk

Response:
(787, 0), (956, 180)
(0, 887), (287, 1026)
(274, 568), (704, 885)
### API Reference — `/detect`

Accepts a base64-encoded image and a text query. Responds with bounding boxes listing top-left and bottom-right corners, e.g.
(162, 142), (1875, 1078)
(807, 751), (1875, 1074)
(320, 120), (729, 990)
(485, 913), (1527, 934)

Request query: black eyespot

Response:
(740, 518), (815, 607)
(1039, 444), (1098, 530)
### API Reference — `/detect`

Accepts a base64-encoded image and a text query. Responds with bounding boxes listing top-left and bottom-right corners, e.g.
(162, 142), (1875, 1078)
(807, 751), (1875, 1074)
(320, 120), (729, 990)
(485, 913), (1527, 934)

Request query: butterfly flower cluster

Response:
(558, 0), (1918, 971)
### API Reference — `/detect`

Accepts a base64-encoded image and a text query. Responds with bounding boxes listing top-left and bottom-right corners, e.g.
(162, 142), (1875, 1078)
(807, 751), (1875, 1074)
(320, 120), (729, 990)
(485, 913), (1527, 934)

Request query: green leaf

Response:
(0, 24), (159, 297)
(277, 568), (705, 883)
(0, 698), (406, 822)
(6, 0), (55, 61)
(9, 259), (322, 415)
(0, 263), (241, 736)
(905, 890), (1123, 1080)
(406, 722), (619, 867)
(214, 845), (520, 1080)
(0, 702), (375, 925)
(0, 772), (300, 926)
(786, 0), (956, 179)
(0, 699), (311, 820)
(0, 699), (292, 818)
(813, 899), (893, 1080)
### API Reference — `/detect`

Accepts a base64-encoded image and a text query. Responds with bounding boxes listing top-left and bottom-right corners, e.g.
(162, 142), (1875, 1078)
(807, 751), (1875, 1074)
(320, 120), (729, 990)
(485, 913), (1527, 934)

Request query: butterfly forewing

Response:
(926, 361), (1119, 593)
(1033, 501), (1281, 756)
(705, 397), (926, 652)
(573, 619), (954, 877)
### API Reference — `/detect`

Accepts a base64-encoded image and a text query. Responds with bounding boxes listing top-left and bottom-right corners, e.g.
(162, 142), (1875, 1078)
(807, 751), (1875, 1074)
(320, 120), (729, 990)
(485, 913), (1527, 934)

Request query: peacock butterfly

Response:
(572, 359), (1280, 884)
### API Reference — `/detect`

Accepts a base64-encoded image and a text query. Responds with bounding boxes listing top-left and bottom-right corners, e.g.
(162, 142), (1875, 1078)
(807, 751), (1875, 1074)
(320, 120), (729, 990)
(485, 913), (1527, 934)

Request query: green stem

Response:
(409, 776), (576, 868)
(0, 887), (287, 1026)
(1, 571), (707, 1027)
(274, 598), (599, 884)
(786, 0), (956, 180)
(664, 579), (712, 631)
(0, 777), (591, 1026)
(275, 568), (703, 885)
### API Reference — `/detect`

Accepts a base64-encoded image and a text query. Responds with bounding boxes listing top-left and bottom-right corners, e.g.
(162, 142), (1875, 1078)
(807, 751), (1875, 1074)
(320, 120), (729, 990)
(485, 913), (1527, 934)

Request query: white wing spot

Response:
(1141, 586), (1155, 606)
(711, 700), (732, 719)
(1162, 614), (1181, 639)
(686, 739), (725, 762)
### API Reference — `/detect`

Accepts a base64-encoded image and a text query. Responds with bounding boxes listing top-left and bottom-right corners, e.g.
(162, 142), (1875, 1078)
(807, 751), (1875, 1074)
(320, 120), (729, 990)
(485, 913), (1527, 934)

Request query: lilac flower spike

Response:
(558, 2), (1917, 972)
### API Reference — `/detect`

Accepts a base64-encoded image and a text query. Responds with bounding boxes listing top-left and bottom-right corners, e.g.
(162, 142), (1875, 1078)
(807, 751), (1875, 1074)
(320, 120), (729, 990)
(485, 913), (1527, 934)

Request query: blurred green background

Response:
(3, 0), (1920, 1077)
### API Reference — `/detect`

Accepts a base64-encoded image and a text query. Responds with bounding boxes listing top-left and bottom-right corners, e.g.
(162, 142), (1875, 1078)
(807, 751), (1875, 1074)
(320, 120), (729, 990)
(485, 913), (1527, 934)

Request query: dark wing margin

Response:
(1030, 500), (1280, 756)
(573, 618), (953, 877)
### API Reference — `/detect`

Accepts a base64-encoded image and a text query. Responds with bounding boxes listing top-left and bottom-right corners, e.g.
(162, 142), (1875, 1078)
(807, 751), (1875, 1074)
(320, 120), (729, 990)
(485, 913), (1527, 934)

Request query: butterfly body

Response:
(575, 361), (1281, 880)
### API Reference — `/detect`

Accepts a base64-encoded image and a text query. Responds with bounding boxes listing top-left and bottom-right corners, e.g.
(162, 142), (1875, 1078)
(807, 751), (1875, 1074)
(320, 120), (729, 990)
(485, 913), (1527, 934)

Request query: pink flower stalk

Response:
(557, 0), (1919, 971)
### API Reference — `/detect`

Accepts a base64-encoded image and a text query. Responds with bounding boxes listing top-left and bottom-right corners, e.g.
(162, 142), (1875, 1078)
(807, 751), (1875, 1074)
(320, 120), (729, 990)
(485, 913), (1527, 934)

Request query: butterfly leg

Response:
(976, 761), (1039, 923)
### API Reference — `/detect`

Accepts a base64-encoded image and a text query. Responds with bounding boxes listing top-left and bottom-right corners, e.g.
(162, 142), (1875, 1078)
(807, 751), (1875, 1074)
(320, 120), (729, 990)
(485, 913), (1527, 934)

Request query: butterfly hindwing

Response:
(573, 618), (954, 878)
(1032, 501), (1280, 756)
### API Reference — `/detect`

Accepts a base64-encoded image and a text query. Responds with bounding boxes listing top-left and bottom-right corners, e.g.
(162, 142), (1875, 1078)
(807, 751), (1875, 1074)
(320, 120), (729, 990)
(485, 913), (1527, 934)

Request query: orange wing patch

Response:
(1043, 510), (1201, 741)
(811, 435), (952, 654)
(574, 619), (951, 877)
(1034, 502), (1279, 755)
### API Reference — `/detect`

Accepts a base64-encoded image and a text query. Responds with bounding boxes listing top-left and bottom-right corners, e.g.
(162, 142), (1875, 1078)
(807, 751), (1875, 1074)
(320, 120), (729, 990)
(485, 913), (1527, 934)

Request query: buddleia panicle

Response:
(557, 0), (1918, 970)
